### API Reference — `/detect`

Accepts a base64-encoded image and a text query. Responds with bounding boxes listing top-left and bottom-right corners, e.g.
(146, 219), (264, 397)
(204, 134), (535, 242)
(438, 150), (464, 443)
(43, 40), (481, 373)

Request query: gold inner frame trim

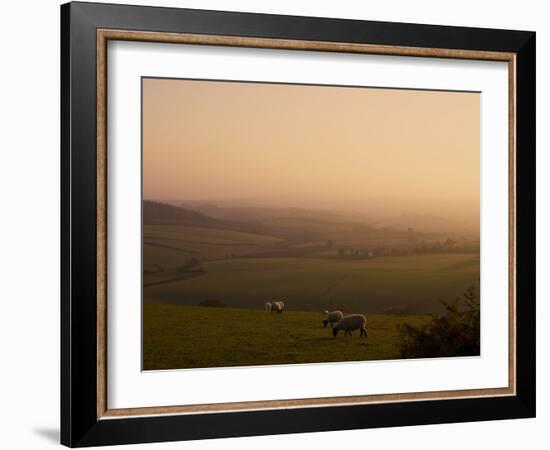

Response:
(96, 28), (517, 420)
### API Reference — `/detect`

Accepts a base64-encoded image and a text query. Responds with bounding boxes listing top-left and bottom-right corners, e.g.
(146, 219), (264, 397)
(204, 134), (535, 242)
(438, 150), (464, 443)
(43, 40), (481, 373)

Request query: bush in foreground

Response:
(396, 285), (480, 359)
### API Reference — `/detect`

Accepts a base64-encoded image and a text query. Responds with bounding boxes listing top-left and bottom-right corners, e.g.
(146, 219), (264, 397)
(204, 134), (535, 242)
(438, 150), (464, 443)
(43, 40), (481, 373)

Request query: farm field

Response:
(143, 304), (433, 370)
(144, 233), (479, 314)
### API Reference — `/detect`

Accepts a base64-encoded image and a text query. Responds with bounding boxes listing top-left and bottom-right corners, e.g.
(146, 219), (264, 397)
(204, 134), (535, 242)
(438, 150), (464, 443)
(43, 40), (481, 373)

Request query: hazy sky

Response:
(143, 78), (479, 214)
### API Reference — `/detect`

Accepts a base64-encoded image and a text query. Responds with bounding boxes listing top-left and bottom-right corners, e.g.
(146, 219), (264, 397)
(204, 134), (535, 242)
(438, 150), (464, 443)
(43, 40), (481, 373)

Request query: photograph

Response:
(142, 77), (481, 371)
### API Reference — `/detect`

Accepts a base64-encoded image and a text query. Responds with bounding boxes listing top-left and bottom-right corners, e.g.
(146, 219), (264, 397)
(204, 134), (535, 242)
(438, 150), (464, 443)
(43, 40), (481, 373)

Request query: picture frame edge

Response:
(61, 2), (536, 447)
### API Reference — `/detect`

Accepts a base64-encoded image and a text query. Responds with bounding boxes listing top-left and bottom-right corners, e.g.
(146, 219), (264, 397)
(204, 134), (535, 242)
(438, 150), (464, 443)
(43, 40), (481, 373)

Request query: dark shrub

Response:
(396, 285), (480, 358)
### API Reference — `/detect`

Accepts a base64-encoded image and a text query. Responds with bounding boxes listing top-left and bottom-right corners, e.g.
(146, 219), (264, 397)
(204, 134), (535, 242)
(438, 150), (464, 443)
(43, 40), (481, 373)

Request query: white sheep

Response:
(332, 314), (367, 338)
(264, 302), (272, 312)
(271, 300), (285, 314)
(323, 310), (343, 327)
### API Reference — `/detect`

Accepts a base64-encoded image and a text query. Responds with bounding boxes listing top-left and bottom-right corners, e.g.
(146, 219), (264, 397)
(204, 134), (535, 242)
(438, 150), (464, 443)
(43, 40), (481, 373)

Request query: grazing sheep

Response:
(271, 301), (285, 314)
(332, 314), (367, 338)
(323, 310), (343, 327)
(264, 302), (272, 312)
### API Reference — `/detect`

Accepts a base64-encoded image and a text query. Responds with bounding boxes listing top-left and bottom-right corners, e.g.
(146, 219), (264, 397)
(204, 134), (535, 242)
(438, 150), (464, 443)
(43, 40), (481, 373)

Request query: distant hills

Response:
(143, 200), (267, 235)
(145, 200), (407, 244)
(143, 200), (226, 227)
(387, 213), (478, 235)
(144, 199), (477, 242)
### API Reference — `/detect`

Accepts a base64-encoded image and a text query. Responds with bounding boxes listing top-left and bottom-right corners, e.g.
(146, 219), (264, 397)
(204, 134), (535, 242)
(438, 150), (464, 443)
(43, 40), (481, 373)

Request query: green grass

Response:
(143, 304), (432, 370)
(143, 225), (285, 271)
(144, 254), (479, 314)
(144, 225), (283, 245)
(143, 239), (260, 268)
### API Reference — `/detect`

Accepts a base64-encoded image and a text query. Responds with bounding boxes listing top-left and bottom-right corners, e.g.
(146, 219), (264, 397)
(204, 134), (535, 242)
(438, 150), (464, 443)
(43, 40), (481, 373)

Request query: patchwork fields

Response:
(143, 224), (480, 314)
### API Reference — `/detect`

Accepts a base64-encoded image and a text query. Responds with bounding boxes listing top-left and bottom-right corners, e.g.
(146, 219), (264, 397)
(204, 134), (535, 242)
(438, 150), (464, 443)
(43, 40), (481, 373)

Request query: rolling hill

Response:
(143, 200), (225, 227)
(143, 200), (269, 234)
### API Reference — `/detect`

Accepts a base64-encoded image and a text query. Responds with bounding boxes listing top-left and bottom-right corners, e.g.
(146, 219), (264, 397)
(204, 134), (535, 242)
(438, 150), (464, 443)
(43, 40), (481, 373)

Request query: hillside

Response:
(183, 203), (398, 242)
(143, 304), (432, 370)
(143, 200), (269, 235)
(143, 200), (225, 227)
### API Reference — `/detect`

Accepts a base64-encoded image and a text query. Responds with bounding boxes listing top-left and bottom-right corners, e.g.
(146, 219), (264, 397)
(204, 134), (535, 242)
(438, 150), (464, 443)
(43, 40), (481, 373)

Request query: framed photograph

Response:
(61, 2), (536, 447)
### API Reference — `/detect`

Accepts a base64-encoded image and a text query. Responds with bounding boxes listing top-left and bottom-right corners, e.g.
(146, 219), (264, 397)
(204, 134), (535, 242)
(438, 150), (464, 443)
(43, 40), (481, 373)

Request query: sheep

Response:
(323, 310), (343, 327)
(332, 314), (367, 338)
(271, 300), (285, 314)
(264, 302), (272, 312)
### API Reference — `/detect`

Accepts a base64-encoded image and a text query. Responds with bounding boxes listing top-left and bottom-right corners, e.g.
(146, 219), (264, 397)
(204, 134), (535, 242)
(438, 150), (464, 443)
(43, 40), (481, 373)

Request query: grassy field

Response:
(144, 225), (284, 267)
(143, 304), (432, 370)
(144, 253), (479, 314)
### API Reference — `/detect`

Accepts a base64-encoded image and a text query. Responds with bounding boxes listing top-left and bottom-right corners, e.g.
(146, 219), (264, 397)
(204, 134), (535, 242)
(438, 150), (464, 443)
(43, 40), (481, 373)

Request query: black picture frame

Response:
(61, 1), (536, 447)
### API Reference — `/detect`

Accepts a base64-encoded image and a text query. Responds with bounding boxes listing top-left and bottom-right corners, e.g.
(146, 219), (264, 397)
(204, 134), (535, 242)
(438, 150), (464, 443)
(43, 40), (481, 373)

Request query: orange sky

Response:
(143, 78), (479, 214)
